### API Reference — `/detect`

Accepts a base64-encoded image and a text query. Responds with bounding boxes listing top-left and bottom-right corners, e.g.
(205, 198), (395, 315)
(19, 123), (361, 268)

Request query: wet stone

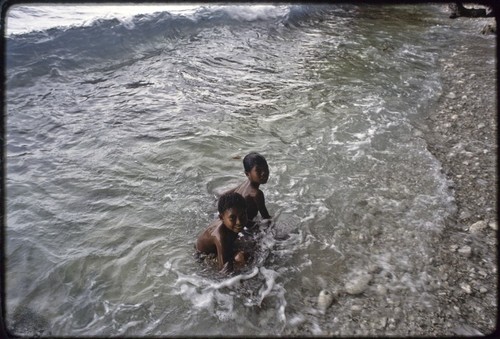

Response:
(351, 304), (362, 312)
(469, 220), (487, 233)
(317, 289), (335, 314)
(459, 210), (472, 220)
(345, 273), (372, 295)
(488, 220), (497, 231)
(376, 284), (387, 296)
(458, 246), (472, 257)
(367, 264), (382, 274)
(460, 282), (472, 294)
(471, 280), (481, 290)
(376, 317), (387, 330)
(387, 318), (397, 330)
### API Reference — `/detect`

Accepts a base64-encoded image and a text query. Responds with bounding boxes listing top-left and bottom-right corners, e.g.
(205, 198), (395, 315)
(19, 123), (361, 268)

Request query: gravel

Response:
(422, 15), (497, 336)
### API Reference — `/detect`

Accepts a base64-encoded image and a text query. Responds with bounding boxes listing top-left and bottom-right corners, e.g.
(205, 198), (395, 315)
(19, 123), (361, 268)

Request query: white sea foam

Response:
(5, 4), (200, 35)
(206, 267), (259, 290)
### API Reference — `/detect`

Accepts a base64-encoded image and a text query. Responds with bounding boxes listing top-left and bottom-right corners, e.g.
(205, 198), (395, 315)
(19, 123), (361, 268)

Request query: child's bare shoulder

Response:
(200, 219), (221, 239)
(209, 219), (223, 231)
(254, 188), (265, 199)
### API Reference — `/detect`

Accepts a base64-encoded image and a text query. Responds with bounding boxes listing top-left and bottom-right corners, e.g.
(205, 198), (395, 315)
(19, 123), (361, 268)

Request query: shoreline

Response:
(423, 16), (497, 335)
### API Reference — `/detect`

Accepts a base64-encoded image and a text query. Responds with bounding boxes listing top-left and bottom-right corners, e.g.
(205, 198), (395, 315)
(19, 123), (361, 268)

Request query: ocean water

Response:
(3, 3), (495, 336)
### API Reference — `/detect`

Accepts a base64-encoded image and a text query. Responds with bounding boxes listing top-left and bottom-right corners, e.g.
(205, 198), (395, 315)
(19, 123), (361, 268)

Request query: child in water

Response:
(196, 192), (248, 273)
(227, 152), (271, 229)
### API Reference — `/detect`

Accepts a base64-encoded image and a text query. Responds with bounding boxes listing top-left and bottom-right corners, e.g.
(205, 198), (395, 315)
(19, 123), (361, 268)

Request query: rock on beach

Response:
(488, 220), (497, 231)
(468, 220), (487, 233)
(457, 245), (472, 257)
(345, 273), (372, 295)
(317, 289), (335, 314)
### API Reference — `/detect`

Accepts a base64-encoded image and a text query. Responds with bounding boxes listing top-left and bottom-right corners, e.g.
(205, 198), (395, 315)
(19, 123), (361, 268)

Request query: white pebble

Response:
(460, 283), (472, 294)
(458, 245), (472, 257)
(351, 305), (362, 312)
(469, 220), (487, 233)
(317, 289), (334, 314)
(345, 273), (372, 295)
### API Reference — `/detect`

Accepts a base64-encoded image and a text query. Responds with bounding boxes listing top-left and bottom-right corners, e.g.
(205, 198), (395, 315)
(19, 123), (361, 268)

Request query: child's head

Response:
(243, 152), (269, 184)
(243, 152), (268, 172)
(218, 192), (247, 233)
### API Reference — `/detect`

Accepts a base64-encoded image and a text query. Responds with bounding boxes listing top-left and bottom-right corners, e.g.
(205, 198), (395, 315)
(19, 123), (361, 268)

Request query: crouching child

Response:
(196, 192), (249, 273)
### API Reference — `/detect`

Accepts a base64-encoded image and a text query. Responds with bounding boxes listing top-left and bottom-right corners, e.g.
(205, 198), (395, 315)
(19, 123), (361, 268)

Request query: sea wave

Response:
(5, 4), (359, 89)
(5, 5), (295, 85)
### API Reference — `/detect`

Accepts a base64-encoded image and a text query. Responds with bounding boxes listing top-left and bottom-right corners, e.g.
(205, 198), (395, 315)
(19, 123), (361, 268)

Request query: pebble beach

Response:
(297, 13), (498, 337)
(419, 15), (497, 336)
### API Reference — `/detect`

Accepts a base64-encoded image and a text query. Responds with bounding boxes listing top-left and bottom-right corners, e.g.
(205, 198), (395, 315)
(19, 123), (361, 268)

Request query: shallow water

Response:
(4, 3), (495, 336)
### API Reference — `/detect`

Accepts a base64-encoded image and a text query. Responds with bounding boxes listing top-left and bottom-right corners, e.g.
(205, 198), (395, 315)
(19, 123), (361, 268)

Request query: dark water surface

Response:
(4, 4), (495, 336)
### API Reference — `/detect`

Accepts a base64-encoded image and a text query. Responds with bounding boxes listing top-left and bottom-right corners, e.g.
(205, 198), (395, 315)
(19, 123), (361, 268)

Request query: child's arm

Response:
(215, 236), (235, 272)
(215, 241), (226, 271)
(256, 190), (271, 219)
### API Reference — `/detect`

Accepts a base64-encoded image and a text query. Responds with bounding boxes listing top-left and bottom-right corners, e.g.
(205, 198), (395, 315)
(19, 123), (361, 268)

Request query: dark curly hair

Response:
(243, 152), (268, 173)
(218, 192), (246, 214)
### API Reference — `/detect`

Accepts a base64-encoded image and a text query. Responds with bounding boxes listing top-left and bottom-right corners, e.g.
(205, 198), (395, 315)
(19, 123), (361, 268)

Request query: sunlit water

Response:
(4, 4), (495, 336)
